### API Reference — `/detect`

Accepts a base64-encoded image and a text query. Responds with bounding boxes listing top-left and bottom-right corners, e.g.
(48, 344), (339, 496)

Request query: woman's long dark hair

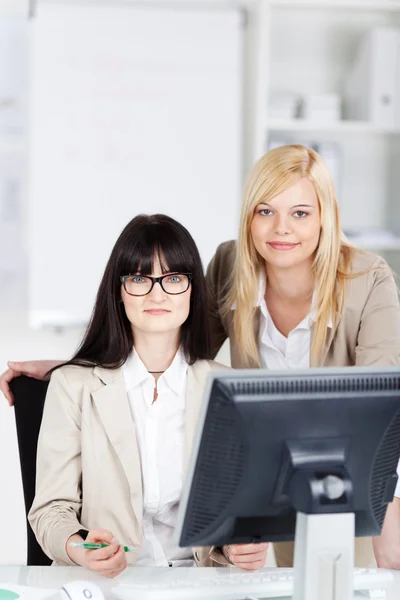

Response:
(58, 214), (211, 370)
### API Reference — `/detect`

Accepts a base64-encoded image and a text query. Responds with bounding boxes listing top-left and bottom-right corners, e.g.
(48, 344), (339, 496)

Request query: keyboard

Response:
(112, 567), (394, 600)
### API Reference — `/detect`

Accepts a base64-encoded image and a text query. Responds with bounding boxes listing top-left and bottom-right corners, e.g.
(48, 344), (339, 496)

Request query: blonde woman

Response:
(206, 144), (400, 568)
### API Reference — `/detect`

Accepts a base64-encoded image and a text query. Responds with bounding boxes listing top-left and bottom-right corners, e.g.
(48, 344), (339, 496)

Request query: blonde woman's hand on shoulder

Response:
(0, 360), (62, 406)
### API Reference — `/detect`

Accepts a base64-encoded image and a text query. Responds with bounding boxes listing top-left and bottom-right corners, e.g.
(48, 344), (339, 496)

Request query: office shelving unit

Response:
(252, 0), (400, 269)
(272, 1), (400, 9)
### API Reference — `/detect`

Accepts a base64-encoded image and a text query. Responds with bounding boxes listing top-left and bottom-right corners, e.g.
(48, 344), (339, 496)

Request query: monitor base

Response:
(293, 511), (355, 600)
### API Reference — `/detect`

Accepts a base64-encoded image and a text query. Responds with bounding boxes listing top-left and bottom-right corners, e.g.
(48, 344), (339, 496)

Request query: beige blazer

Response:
(206, 240), (400, 368)
(206, 240), (400, 568)
(28, 359), (228, 567)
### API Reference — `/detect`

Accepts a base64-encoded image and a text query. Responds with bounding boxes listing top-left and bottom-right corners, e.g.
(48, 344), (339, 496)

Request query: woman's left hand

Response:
(222, 542), (269, 570)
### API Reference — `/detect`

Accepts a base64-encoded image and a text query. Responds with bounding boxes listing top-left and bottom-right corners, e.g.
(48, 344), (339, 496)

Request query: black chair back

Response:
(11, 376), (52, 566)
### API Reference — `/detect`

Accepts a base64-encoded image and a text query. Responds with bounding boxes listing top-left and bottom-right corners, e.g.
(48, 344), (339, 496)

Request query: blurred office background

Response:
(2, 0), (400, 565)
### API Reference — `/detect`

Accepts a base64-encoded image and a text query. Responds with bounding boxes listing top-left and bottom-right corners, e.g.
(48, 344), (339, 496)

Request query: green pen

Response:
(69, 542), (136, 552)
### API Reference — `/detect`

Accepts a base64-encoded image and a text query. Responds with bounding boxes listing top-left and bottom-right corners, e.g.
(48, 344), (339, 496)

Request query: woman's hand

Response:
(222, 542), (269, 570)
(0, 360), (61, 406)
(67, 529), (127, 578)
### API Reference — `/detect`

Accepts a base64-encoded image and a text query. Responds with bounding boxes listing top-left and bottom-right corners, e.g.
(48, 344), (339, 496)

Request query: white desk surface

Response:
(1, 566), (400, 599)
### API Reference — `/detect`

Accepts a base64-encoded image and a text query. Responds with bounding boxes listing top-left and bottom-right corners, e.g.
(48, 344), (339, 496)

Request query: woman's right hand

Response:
(0, 360), (62, 406)
(67, 529), (127, 578)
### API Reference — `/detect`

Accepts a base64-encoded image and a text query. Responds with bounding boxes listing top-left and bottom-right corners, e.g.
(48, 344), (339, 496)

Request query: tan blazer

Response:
(28, 359), (229, 567)
(206, 240), (400, 369)
(206, 240), (400, 567)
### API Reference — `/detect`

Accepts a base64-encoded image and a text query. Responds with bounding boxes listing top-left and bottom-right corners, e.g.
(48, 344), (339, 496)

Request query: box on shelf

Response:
(299, 93), (342, 122)
(268, 92), (300, 120)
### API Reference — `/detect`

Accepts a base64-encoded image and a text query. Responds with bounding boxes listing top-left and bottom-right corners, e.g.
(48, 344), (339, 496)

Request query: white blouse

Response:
(256, 278), (331, 370)
(122, 348), (194, 566)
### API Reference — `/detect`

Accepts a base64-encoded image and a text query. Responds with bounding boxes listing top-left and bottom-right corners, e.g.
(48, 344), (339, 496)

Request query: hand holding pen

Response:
(67, 528), (133, 578)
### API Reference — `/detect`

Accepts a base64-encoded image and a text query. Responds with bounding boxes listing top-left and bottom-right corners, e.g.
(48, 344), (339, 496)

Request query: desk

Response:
(1, 566), (400, 599)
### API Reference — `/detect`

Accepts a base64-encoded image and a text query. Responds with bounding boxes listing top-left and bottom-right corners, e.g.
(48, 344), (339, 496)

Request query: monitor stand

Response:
(293, 512), (355, 600)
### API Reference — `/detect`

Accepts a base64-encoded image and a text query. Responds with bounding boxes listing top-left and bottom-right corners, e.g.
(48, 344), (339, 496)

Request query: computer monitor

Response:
(176, 367), (400, 600)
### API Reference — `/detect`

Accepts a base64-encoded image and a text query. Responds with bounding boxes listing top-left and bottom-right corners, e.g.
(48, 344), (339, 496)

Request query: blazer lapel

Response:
(312, 310), (343, 367)
(92, 366), (143, 524)
(228, 308), (262, 369)
(183, 361), (211, 474)
(253, 308), (261, 364)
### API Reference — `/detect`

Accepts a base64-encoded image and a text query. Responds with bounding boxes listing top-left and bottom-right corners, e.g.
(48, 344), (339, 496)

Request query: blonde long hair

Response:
(224, 144), (354, 367)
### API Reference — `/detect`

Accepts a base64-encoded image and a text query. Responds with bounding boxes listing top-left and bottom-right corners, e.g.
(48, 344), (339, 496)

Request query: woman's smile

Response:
(267, 242), (299, 251)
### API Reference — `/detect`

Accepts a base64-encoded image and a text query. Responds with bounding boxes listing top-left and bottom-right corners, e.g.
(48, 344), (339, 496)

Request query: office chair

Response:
(11, 375), (52, 566)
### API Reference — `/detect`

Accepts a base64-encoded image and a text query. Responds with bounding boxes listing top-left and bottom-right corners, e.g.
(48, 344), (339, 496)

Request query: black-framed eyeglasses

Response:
(120, 273), (192, 296)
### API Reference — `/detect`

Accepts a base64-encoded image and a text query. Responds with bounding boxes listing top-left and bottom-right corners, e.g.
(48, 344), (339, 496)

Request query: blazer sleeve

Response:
(193, 545), (231, 567)
(28, 368), (85, 566)
(355, 259), (400, 366)
(205, 240), (236, 359)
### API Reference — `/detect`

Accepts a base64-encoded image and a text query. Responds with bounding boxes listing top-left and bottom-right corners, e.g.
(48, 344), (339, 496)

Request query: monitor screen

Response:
(176, 367), (400, 548)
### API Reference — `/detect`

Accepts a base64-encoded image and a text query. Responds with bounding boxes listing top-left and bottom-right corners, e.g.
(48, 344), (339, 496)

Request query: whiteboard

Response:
(28, 2), (243, 328)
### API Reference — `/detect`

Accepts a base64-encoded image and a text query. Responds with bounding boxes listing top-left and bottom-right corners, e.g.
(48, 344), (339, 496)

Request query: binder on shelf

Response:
(344, 27), (400, 127)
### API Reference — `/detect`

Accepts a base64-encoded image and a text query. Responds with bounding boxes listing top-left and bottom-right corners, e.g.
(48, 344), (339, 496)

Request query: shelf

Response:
(270, 0), (400, 10)
(267, 119), (400, 135)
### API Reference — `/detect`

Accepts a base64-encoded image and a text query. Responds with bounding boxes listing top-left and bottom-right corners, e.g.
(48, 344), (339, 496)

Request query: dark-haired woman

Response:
(27, 214), (268, 577)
